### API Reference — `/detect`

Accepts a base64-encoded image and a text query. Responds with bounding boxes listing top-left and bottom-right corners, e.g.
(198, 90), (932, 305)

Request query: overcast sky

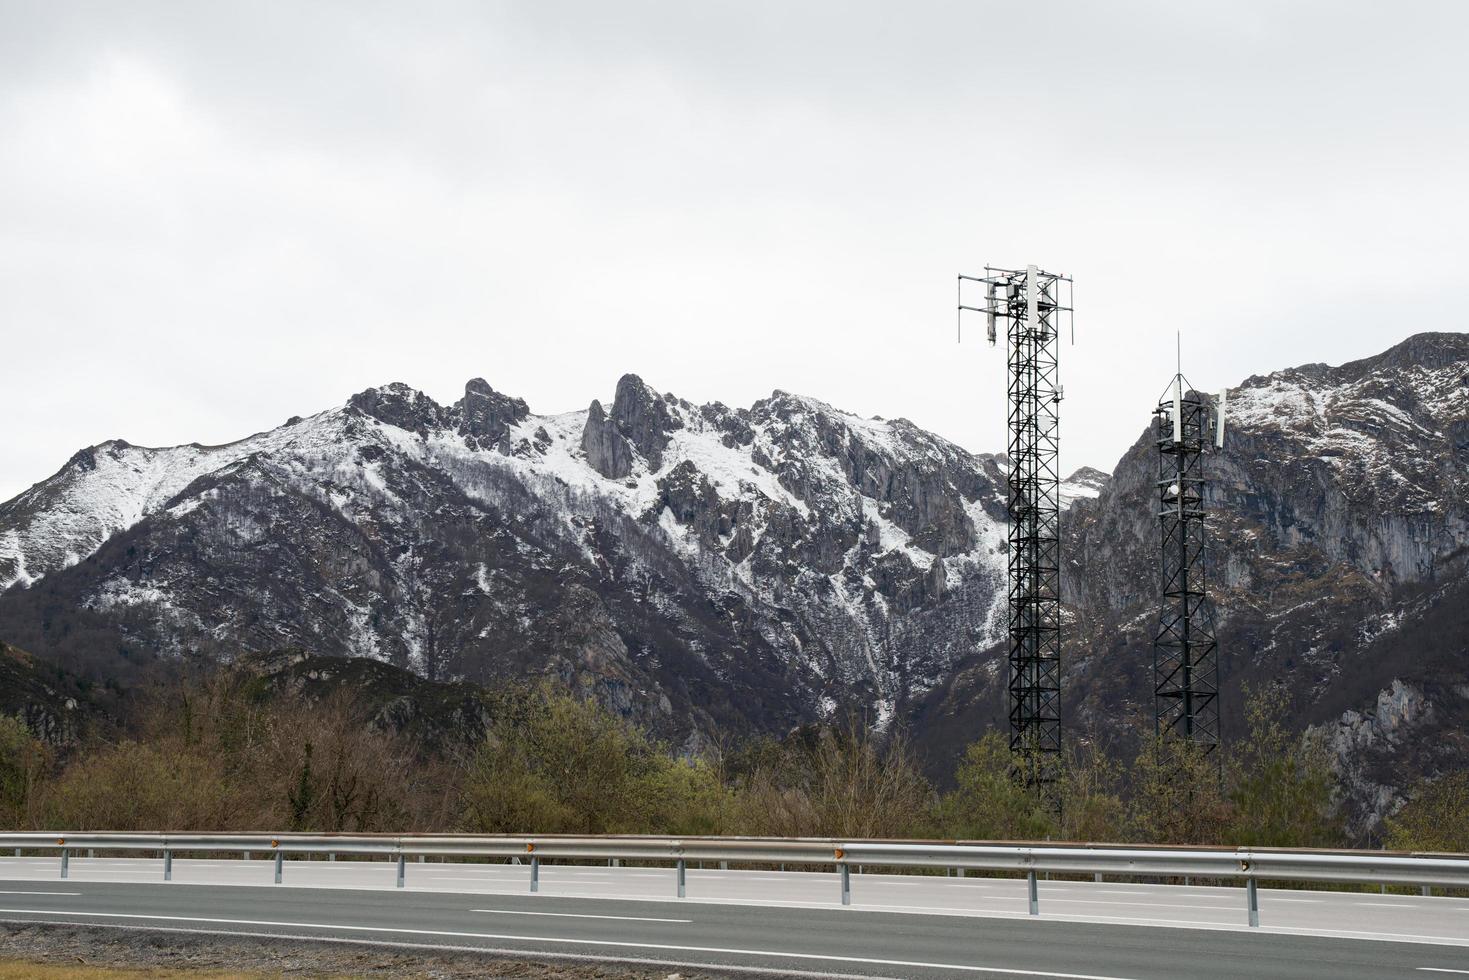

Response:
(3, 1), (1466, 501)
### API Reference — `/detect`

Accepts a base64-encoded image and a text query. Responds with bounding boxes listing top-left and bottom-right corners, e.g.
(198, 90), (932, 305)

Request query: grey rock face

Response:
(0, 641), (98, 747)
(609, 373), (681, 471)
(581, 400), (636, 480)
(454, 378), (529, 451)
(348, 382), (448, 435)
(652, 461), (734, 551)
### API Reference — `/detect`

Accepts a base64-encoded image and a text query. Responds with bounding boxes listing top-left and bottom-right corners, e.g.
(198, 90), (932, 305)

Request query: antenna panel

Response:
(985, 283), (997, 344)
(1172, 377), (1182, 444)
(1215, 389), (1227, 448)
(1026, 264), (1038, 337)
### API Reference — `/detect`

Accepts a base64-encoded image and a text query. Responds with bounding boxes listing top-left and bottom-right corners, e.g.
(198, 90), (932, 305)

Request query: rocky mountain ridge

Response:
(1, 373), (1102, 748)
(2, 332), (1466, 832)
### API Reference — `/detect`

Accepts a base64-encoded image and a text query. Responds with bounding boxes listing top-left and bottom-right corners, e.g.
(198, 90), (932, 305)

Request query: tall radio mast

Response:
(958, 264), (1074, 805)
(1152, 365), (1225, 755)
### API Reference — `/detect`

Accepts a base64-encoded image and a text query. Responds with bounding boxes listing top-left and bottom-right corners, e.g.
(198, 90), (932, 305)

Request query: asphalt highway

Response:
(2, 857), (1467, 978)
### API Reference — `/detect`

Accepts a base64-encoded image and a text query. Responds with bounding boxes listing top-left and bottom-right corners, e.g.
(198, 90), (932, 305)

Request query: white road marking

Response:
(0, 891), (81, 896)
(695, 875), (825, 883)
(1266, 898), (1323, 903)
(1357, 902), (1417, 909)
(1417, 969), (1469, 975)
(431, 877), (617, 885)
(0, 909), (1140, 979)
(1039, 898), (1237, 912)
(430, 873), (664, 881)
(429, 875), (528, 881)
(18, 870), (160, 875)
(469, 908), (690, 923)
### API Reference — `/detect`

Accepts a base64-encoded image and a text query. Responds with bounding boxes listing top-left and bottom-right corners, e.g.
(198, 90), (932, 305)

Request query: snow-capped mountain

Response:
(2, 332), (1465, 832)
(3, 374), (1098, 746)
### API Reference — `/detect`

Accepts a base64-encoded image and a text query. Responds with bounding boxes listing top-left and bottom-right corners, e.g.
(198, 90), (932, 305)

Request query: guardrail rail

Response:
(4, 832), (1467, 928)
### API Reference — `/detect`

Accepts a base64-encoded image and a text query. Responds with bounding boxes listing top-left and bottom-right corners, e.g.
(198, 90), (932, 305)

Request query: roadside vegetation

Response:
(0, 671), (1457, 850)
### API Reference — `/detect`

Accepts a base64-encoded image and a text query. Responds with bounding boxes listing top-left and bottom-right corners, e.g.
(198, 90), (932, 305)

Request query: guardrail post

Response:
(1094, 873), (1102, 883)
(1422, 885), (1431, 897)
(720, 861), (727, 871)
(60, 848), (69, 879)
(274, 851), (283, 884)
(530, 856), (539, 893)
(328, 852), (335, 862)
(677, 859), (686, 898)
(164, 850), (172, 881)
(243, 851), (250, 861)
(1028, 870), (1038, 915)
(396, 854), (405, 888)
(1246, 877), (1259, 927)
(840, 864), (851, 906)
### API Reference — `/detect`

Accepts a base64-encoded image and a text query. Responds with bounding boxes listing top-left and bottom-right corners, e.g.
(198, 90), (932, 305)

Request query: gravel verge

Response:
(0, 921), (757, 978)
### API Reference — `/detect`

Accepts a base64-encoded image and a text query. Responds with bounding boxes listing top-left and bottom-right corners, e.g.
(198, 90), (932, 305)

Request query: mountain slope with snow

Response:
(0, 374), (1031, 744)
(3, 333), (1465, 834)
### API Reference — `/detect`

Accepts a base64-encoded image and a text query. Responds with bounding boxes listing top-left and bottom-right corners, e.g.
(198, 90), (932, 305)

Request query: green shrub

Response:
(0, 715), (48, 829)
(1385, 771), (1469, 853)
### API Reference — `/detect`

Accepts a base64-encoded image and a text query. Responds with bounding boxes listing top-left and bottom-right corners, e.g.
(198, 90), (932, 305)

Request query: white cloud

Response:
(1, 1), (1466, 499)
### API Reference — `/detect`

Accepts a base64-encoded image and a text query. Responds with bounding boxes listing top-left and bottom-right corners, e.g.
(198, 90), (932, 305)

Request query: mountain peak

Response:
(606, 373), (682, 471)
(1060, 466), (1110, 508)
(455, 379), (530, 451)
(1238, 331), (1469, 393)
(1338, 331), (1469, 378)
(346, 382), (448, 435)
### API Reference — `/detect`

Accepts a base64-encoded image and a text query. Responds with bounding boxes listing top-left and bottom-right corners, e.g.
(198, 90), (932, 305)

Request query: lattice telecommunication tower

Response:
(957, 264), (1074, 803)
(1152, 373), (1226, 753)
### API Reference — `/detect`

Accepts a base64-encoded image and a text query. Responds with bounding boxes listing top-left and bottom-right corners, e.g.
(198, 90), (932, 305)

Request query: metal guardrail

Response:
(4, 832), (1467, 928)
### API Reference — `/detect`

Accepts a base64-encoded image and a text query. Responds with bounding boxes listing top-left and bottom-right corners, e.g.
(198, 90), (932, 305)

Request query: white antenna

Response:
(1172, 376), (1183, 444)
(985, 282), (997, 345)
(1215, 389), (1227, 449)
(1026, 264), (1038, 338)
